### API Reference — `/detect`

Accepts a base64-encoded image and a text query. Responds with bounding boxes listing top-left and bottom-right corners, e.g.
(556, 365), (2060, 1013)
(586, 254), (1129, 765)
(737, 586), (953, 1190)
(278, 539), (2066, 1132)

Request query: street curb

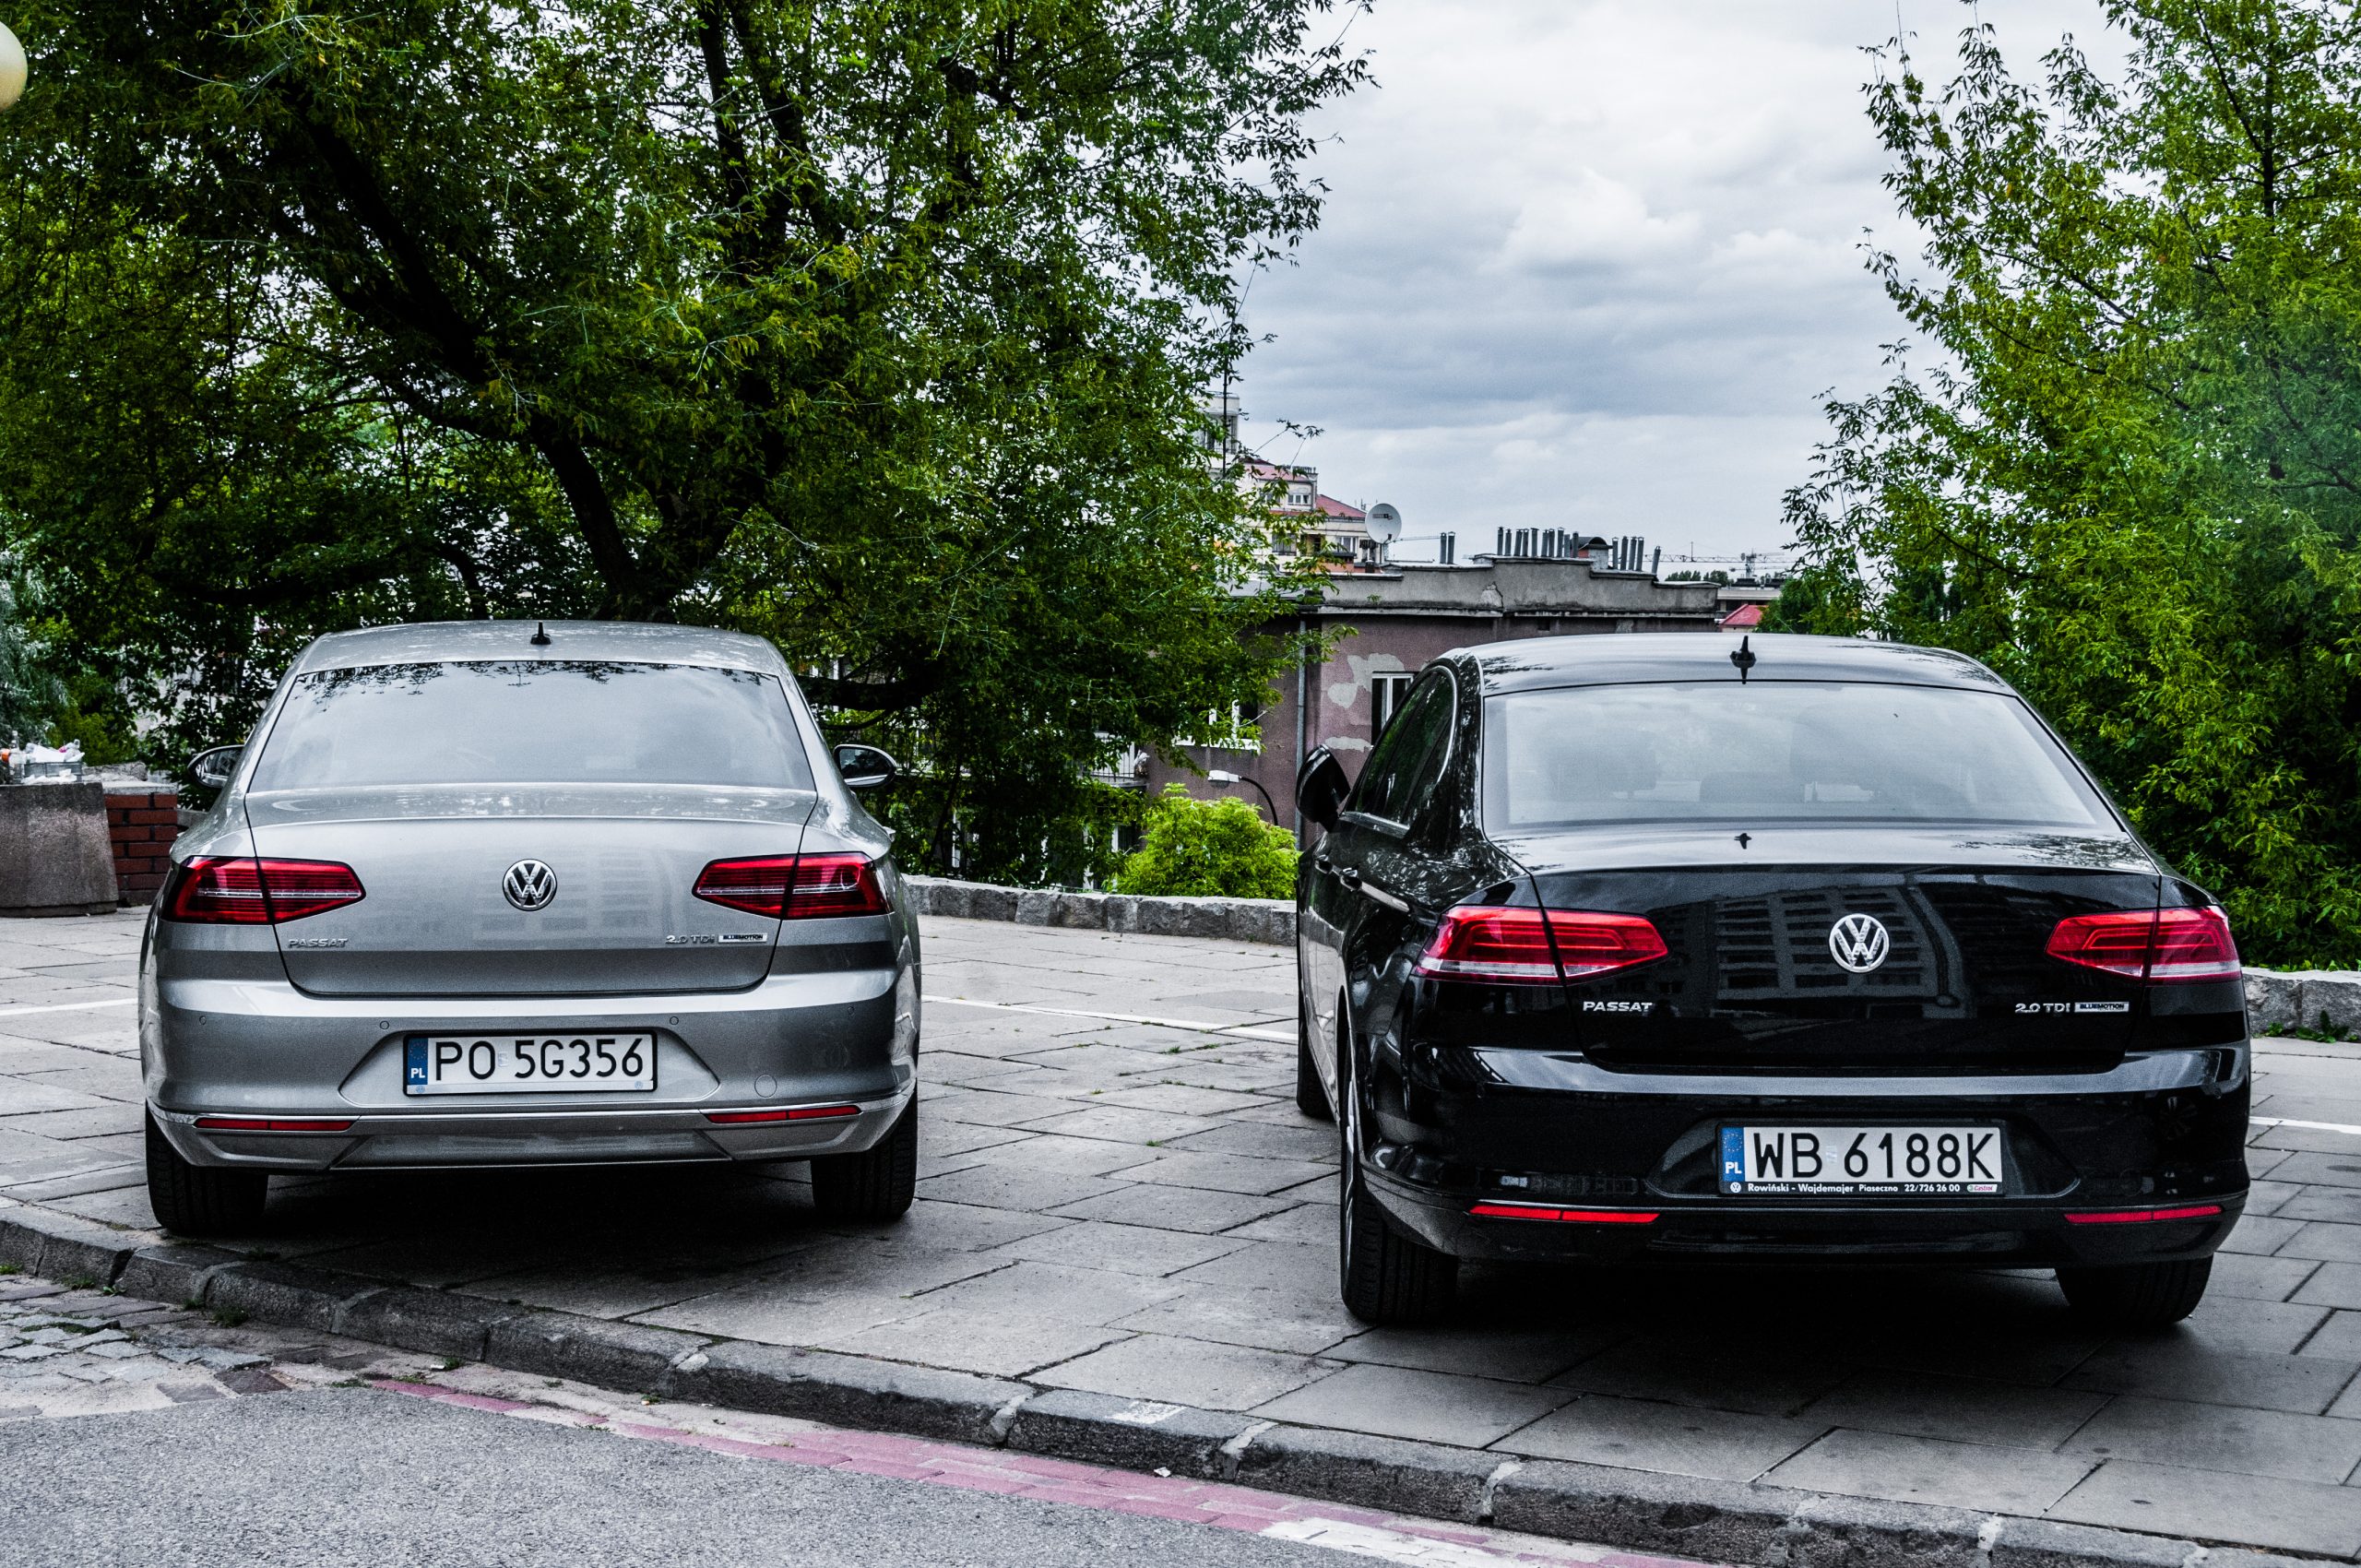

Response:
(903, 875), (1294, 947)
(0, 1201), (2327, 1568)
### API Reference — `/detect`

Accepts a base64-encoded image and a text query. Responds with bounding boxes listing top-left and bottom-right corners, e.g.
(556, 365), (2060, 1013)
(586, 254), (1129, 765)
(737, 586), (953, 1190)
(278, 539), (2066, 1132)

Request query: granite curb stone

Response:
(0, 1201), (2342, 1568)
(1229, 1422), (1507, 1524)
(2246, 969), (2361, 1037)
(1005, 1387), (1265, 1479)
(485, 1310), (714, 1388)
(666, 1339), (1027, 1446)
(903, 875), (1294, 947)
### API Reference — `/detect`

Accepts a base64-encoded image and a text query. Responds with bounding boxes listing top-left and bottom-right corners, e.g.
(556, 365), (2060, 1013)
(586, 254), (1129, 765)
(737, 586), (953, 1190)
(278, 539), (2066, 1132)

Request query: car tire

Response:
(144, 1112), (268, 1237)
(1335, 1036), (1454, 1324)
(1296, 1007), (1332, 1121)
(810, 1100), (919, 1222)
(2056, 1257), (2212, 1329)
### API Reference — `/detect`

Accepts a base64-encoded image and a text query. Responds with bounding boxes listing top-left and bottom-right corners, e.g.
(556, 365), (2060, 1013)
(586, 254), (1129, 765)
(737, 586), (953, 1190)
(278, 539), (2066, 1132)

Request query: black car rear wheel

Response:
(145, 1112), (268, 1237)
(1295, 1005), (1332, 1121)
(1336, 1034), (1453, 1324)
(2056, 1257), (2212, 1329)
(810, 1100), (919, 1222)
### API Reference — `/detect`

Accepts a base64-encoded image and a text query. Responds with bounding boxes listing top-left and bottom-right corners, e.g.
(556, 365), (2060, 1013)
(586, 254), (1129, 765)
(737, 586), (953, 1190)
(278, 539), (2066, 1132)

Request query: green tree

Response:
(0, 0), (1358, 878)
(1114, 784), (1296, 898)
(1787, 0), (2361, 966)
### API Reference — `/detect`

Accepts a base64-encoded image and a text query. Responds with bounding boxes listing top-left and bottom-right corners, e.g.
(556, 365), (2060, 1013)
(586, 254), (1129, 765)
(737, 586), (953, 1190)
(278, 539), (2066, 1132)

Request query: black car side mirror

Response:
(1296, 745), (1351, 832)
(188, 745), (242, 790)
(834, 743), (900, 791)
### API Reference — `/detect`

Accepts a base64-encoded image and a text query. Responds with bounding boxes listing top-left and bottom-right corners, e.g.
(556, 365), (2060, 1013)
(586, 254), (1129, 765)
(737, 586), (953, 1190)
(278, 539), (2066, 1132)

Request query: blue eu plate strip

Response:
(404, 1037), (428, 1088)
(1720, 1126), (1745, 1185)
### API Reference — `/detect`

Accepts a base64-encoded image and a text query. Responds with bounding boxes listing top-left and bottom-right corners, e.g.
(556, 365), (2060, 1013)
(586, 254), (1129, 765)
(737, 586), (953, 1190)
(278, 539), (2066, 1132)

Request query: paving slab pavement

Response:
(11, 909), (2361, 1557)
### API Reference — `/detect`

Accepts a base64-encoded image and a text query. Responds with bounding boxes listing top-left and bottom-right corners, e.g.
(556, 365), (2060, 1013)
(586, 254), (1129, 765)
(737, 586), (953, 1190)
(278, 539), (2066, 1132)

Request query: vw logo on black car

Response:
(1828, 912), (1891, 974)
(503, 859), (558, 911)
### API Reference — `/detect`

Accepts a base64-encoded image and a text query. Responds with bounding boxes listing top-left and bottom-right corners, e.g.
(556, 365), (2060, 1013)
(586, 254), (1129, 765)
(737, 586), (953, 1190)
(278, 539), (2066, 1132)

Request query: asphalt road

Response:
(0, 1388), (1354, 1568)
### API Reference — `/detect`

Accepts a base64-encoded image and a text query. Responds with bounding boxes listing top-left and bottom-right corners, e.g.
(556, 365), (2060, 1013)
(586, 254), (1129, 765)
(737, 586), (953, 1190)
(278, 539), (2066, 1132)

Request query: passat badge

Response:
(503, 860), (558, 911)
(1828, 913), (1891, 974)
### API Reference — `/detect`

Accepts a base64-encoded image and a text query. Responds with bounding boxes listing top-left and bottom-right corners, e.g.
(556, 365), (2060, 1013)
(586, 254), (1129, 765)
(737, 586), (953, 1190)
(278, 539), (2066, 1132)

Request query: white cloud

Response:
(1499, 171), (1703, 273)
(1234, 0), (2126, 562)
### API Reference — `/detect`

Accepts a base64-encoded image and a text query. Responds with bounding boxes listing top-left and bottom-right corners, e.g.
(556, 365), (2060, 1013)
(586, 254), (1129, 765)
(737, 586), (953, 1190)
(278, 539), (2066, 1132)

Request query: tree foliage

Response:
(0, 0), (1360, 879)
(1786, 0), (2361, 966)
(1113, 784), (1296, 898)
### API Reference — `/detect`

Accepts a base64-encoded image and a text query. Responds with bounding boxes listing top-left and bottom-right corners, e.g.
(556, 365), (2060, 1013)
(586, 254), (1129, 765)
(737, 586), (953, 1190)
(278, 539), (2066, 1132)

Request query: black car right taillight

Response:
(1415, 907), (1667, 984)
(160, 857), (366, 924)
(2045, 906), (2240, 982)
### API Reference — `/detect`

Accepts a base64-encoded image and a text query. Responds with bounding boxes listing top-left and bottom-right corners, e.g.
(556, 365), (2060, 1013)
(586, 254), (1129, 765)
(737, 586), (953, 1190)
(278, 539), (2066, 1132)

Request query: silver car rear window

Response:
(250, 661), (815, 790)
(1483, 681), (2113, 831)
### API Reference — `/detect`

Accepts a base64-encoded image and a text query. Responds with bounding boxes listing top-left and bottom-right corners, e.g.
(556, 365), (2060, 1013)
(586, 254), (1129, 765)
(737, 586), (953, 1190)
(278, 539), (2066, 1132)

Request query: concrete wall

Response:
(0, 783), (118, 917)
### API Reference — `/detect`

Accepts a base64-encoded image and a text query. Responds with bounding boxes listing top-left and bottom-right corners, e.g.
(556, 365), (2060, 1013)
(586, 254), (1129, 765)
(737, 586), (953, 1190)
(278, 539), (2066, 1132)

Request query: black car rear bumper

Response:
(1363, 1042), (2251, 1269)
(1368, 1172), (2245, 1267)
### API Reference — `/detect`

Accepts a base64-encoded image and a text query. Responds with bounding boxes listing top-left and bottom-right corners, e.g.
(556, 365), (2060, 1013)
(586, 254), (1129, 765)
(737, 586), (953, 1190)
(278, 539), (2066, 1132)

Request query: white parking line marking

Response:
(0, 997), (136, 1018)
(2252, 1115), (2361, 1137)
(924, 993), (1294, 1043)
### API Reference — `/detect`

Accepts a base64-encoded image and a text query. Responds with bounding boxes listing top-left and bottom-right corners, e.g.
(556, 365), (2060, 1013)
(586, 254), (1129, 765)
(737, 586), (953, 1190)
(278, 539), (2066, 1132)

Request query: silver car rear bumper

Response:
(150, 1093), (910, 1170)
(143, 967), (918, 1171)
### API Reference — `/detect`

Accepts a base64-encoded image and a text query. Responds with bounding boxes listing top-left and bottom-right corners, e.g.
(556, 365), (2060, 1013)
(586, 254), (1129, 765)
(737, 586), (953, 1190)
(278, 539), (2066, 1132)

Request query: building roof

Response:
(1465, 632), (2007, 695)
(1314, 495), (1366, 521)
(1719, 602), (1765, 629)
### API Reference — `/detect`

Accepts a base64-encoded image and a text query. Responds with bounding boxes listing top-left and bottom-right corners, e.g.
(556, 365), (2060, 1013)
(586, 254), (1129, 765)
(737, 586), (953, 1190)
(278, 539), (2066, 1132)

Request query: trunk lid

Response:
(1507, 825), (2162, 1073)
(244, 784), (816, 997)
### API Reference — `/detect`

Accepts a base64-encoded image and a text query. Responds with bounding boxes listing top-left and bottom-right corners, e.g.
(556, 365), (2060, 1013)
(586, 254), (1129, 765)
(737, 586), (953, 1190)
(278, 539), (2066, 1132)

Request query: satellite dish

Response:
(0, 24), (25, 112)
(1365, 503), (1402, 544)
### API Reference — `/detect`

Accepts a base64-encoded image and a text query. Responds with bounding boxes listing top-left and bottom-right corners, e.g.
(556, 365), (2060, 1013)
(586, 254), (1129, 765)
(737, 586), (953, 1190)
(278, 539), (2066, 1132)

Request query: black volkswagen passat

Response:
(1294, 634), (2248, 1329)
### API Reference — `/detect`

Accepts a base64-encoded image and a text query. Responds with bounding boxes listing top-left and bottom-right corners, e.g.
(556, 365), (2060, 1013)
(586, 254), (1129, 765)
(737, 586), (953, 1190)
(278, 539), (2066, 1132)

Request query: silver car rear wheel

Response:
(810, 1100), (918, 1222)
(145, 1113), (267, 1237)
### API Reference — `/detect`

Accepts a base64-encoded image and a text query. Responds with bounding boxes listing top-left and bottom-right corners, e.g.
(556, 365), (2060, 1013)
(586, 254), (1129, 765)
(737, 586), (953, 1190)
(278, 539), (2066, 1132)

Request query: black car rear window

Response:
(1483, 681), (2113, 831)
(250, 661), (815, 790)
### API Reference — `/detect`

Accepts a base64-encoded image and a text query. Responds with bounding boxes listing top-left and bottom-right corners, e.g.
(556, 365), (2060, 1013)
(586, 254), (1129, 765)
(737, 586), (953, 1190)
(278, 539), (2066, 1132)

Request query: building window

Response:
(1371, 672), (1416, 739)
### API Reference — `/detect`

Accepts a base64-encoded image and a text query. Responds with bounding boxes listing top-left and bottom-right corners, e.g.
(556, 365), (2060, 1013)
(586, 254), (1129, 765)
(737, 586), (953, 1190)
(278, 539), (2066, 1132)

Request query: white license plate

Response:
(1721, 1125), (2003, 1195)
(403, 1033), (657, 1096)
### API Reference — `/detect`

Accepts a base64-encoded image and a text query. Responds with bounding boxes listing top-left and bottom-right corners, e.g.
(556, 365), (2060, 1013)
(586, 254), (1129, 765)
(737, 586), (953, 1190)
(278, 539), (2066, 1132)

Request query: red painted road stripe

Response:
(371, 1379), (1725, 1568)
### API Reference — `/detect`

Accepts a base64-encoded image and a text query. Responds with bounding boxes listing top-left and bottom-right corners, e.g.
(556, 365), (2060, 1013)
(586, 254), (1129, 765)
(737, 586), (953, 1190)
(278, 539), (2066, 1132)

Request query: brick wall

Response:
(104, 787), (180, 906)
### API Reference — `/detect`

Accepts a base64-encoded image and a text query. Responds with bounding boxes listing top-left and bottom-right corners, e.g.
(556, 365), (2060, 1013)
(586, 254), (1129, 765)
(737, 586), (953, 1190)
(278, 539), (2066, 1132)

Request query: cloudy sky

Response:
(1234, 0), (2128, 567)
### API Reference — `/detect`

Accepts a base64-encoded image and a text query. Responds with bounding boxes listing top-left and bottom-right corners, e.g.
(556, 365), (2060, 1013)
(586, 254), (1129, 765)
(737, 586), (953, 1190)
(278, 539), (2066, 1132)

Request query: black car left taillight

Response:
(160, 857), (365, 924)
(1414, 906), (1667, 984)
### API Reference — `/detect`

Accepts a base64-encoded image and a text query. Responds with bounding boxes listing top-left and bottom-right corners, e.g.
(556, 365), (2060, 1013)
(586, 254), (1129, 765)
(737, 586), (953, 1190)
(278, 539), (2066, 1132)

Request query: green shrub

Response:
(1112, 785), (1297, 899)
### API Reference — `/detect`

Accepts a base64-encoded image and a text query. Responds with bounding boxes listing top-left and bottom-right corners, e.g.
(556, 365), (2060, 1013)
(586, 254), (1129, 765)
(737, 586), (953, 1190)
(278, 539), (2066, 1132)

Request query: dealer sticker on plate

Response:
(1721, 1125), (2004, 1196)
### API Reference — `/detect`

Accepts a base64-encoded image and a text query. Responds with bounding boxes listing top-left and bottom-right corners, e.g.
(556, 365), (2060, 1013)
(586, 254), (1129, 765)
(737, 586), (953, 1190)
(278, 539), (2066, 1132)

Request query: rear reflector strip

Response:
(705, 1105), (862, 1125)
(1468, 1202), (1659, 1224)
(193, 1117), (355, 1133)
(2065, 1204), (2225, 1225)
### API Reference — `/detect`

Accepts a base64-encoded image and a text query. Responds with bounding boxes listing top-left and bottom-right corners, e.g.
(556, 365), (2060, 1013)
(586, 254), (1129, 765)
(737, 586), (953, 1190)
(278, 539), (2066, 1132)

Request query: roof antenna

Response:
(529, 621), (552, 647)
(1730, 634), (1756, 682)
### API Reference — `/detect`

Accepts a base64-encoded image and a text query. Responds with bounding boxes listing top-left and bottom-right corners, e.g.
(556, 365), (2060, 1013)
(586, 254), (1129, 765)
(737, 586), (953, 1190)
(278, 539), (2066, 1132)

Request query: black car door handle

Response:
(1342, 869), (1410, 913)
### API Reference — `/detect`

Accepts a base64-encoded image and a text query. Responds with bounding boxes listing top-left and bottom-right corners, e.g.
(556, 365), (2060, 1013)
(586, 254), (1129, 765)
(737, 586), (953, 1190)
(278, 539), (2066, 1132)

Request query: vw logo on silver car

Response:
(1827, 912), (1891, 974)
(503, 859), (559, 911)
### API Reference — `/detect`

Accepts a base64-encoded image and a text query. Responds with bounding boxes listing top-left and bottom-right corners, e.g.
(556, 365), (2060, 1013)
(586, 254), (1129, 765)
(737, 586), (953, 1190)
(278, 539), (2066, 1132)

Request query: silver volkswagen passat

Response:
(140, 621), (920, 1235)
